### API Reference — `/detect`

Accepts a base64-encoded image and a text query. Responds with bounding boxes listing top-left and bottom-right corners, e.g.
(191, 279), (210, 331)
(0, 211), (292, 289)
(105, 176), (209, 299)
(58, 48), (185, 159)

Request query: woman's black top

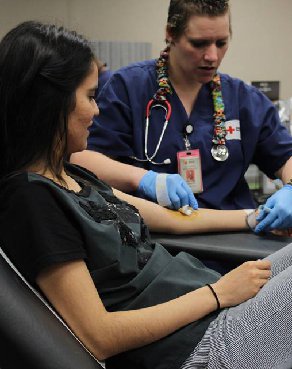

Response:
(0, 163), (220, 369)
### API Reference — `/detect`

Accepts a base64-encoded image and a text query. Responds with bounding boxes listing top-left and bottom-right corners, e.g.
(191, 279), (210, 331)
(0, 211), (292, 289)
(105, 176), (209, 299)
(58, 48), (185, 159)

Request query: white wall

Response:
(221, 0), (292, 99)
(1, 0), (292, 98)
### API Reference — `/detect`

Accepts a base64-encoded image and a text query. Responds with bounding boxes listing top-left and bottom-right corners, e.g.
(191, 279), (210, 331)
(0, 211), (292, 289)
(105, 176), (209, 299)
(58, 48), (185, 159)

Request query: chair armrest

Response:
(151, 231), (290, 263)
(0, 249), (104, 369)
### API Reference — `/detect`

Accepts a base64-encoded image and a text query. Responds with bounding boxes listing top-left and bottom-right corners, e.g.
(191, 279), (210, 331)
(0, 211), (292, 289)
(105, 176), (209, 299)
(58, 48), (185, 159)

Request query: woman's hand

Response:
(270, 228), (292, 237)
(211, 260), (272, 308)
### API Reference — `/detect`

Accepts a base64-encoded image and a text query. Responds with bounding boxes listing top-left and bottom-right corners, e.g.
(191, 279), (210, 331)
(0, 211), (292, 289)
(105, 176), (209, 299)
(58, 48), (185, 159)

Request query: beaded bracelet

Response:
(206, 284), (221, 310)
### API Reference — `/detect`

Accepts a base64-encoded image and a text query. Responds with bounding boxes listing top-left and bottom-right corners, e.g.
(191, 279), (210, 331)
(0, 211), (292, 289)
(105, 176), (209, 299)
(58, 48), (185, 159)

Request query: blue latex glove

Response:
(255, 185), (292, 233)
(138, 170), (198, 210)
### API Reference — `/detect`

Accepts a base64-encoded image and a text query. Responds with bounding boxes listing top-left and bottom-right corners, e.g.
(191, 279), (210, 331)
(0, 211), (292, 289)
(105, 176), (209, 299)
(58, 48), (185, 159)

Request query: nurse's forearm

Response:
(114, 189), (248, 234)
(70, 150), (147, 192)
(275, 156), (292, 183)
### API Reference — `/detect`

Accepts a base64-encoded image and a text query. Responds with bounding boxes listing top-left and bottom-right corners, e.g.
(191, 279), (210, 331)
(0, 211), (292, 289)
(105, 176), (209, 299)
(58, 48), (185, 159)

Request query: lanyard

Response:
(210, 74), (229, 161)
(154, 46), (229, 161)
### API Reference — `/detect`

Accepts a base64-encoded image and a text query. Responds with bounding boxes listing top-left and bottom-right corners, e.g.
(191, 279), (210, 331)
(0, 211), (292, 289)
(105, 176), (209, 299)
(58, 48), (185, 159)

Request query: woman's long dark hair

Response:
(0, 21), (95, 179)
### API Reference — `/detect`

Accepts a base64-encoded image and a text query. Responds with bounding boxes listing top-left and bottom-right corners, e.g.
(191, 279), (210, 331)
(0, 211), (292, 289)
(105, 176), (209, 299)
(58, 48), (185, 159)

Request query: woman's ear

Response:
(165, 26), (173, 45)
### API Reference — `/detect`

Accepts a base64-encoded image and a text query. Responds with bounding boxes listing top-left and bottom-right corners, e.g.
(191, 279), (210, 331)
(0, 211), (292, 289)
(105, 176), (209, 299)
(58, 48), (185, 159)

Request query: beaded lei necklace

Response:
(154, 46), (229, 161)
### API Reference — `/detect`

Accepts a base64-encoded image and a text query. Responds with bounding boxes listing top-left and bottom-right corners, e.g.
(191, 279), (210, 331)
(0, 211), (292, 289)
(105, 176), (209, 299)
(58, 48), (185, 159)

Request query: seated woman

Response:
(0, 21), (292, 369)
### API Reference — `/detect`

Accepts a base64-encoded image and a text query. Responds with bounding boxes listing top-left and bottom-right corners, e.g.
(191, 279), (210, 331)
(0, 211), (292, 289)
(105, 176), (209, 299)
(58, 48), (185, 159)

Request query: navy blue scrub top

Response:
(96, 68), (113, 99)
(88, 59), (292, 210)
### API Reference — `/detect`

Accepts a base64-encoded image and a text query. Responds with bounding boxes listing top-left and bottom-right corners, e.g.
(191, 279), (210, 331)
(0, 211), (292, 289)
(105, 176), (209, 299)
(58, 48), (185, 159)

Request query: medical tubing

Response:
(146, 119), (168, 161)
(144, 100), (171, 162)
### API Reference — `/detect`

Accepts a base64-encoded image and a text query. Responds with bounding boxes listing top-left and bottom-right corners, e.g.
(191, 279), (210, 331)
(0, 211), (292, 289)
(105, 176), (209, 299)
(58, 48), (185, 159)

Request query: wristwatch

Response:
(286, 178), (292, 186)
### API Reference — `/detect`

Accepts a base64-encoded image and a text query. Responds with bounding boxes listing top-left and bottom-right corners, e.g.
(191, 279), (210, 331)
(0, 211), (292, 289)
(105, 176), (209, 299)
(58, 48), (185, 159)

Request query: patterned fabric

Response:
(154, 46), (172, 101)
(181, 242), (292, 369)
(155, 47), (227, 147)
(211, 74), (227, 146)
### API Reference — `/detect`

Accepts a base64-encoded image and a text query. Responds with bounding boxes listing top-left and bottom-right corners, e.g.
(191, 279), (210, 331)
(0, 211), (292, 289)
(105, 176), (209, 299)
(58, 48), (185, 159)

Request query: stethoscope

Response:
(131, 99), (172, 165)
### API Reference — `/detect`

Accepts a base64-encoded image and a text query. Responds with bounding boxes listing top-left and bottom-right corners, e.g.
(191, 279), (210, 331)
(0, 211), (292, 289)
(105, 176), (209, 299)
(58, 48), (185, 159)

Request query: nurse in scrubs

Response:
(71, 0), (292, 234)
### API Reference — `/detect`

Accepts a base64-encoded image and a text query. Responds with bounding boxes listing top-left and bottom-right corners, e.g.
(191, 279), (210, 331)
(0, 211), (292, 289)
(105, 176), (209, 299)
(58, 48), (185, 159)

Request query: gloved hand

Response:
(137, 170), (198, 210)
(255, 185), (292, 233)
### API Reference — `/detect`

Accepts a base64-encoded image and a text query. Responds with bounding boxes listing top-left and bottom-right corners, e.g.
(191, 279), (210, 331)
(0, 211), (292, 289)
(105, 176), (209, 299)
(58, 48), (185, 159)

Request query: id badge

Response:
(177, 149), (203, 193)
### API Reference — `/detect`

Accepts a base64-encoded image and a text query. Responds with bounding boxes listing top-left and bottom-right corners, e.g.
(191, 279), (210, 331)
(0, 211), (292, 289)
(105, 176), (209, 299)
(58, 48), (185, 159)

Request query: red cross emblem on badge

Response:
(225, 120), (241, 140)
(227, 126), (235, 134)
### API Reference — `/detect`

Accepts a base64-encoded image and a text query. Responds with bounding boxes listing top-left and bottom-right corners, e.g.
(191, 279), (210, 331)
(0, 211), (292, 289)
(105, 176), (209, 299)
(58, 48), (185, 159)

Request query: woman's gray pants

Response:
(181, 242), (292, 369)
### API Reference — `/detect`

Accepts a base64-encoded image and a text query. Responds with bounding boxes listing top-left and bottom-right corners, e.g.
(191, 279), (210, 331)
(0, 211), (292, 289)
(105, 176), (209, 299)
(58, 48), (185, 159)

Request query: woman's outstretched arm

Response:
(113, 188), (249, 234)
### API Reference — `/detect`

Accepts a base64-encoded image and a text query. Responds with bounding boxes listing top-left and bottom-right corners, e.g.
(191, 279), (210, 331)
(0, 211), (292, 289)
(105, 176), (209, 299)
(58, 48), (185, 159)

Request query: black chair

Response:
(1, 232), (290, 369)
(0, 247), (104, 369)
(151, 231), (291, 263)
